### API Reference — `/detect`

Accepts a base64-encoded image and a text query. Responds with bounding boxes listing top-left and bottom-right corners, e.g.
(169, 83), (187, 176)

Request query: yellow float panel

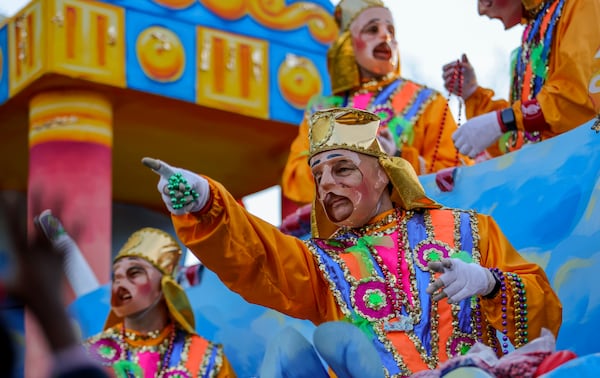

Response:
(8, 0), (46, 96)
(48, 0), (125, 87)
(197, 26), (269, 119)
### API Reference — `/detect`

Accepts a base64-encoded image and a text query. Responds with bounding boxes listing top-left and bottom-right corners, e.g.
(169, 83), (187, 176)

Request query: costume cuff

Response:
(520, 99), (549, 132)
(483, 268), (502, 299)
(193, 176), (214, 215)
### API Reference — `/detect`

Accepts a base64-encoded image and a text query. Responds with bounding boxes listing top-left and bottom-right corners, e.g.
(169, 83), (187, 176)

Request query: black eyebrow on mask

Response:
(310, 153), (345, 168)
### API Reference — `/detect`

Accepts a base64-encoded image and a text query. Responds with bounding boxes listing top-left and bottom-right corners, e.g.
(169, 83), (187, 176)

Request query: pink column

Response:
(26, 90), (113, 375)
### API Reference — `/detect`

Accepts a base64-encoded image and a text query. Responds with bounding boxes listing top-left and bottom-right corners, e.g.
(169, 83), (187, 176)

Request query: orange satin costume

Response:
(466, 0), (600, 154)
(281, 76), (466, 205)
(84, 228), (236, 378)
(172, 177), (562, 377)
(281, 0), (469, 206)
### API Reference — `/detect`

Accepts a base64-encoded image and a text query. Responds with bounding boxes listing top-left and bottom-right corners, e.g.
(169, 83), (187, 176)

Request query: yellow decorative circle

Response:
(152, 0), (195, 9)
(278, 54), (322, 109)
(136, 26), (185, 83)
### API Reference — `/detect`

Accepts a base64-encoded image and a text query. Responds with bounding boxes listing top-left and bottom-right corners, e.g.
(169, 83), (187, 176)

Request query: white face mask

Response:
(311, 149), (390, 227)
(349, 7), (399, 79)
(111, 257), (163, 319)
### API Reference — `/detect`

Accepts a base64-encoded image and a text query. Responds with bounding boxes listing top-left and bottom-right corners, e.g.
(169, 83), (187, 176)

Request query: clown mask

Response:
(111, 257), (163, 319)
(311, 149), (391, 227)
(349, 7), (399, 79)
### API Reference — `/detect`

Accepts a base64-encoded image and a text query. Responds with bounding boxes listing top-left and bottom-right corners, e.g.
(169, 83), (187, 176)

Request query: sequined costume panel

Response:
(172, 178), (562, 376)
(85, 325), (234, 378)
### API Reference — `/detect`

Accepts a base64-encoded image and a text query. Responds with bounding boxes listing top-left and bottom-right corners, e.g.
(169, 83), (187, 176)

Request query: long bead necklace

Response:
(593, 114), (600, 133)
(430, 61), (463, 172)
(119, 322), (177, 378)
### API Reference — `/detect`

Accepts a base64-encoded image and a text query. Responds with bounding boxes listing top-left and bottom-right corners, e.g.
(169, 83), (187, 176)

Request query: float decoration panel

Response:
(0, 0), (336, 125)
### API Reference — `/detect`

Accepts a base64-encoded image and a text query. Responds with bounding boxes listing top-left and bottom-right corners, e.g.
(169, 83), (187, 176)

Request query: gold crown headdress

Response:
(308, 108), (440, 237)
(328, 0), (401, 94)
(104, 228), (196, 334)
(309, 107), (385, 159)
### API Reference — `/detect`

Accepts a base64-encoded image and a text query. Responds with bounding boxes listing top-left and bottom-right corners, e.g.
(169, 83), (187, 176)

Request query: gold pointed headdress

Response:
(335, 0), (386, 32)
(114, 227), (181, 275)
(308, 108), (440, 238)
(104, 227), (196, 334)
(309, 107), (385, 159)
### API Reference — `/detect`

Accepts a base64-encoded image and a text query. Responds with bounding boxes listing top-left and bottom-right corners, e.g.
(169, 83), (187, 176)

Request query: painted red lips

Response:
(373, 42), (392, 60)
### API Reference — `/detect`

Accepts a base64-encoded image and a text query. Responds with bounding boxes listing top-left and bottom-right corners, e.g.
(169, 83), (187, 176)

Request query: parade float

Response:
(0, 0), (599, 376)
(0, 0), (334, 375)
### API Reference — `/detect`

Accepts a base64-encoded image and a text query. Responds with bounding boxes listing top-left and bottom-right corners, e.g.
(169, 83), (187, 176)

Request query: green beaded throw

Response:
(167, 173), (200, 209)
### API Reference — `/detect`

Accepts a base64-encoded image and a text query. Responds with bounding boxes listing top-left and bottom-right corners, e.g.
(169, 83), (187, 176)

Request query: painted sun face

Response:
(111, 257), (163, 319)
(310, 149), (390, 227)
(477, 0), (523, 29)
(349, 7), (399, 79)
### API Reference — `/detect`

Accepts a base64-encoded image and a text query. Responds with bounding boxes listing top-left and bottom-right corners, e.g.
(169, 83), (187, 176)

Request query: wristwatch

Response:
(499, 108), (517, 132)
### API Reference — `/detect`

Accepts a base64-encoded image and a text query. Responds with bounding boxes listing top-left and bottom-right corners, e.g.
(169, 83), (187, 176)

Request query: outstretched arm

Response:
(36, 210), (99, 298)
(142, 158), (340, 324)
(0, 193), (106, 377)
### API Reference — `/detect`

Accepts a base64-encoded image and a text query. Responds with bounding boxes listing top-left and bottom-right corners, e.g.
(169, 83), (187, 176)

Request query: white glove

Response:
(142, 157), (209, 215)
(35, 210), (99, 297)
(377, 127), (399, 156)
(452, 111), (503, 158)
(442, 54), (478, 100)
(426, 258), (496, 304)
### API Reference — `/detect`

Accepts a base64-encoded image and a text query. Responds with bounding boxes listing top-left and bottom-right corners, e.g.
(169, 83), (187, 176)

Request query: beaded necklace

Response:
(119, 322), (177, 378)
(431, 60), (463, 172)
(347, 209), (417, 322)
(511, 0), (566, 103)
(592, 114), (600, 133)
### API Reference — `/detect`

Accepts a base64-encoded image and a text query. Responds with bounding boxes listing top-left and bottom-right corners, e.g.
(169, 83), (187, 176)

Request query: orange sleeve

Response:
(466, 0), (600, 136)
(513, 0), (600, 135)
(172, 178), (340, 325)
(476, 213), (563, 342)
(464, 86), (510, 120)
(411, 94), (473, 173)
(281, 112), (315, 205)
